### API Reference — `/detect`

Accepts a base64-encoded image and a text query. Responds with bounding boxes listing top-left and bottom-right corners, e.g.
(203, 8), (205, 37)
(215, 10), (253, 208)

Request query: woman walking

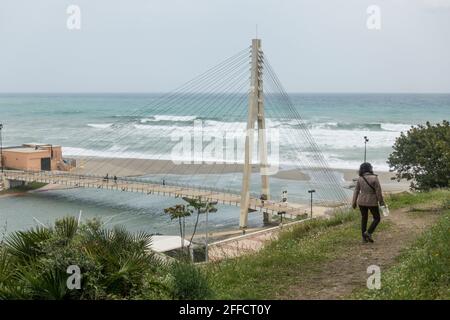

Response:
(352, 162), (385, 243)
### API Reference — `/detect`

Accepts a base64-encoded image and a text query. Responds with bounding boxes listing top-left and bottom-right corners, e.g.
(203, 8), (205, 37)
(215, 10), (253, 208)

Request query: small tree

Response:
(164, 204), (192, 249)
(182, 197), (217, 248)
(388, 120), (450, 190)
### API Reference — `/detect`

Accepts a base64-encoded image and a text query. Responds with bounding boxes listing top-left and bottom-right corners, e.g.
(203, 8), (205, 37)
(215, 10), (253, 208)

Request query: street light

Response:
(308, 189), (316, 218)
(281, 190), (287, 203)
(364, 136), (369, 162)
(0, 123), (3, 173)
(277, 210), (286, 226)
(205, 201), (209, 262)
(204, 200), (218, 263)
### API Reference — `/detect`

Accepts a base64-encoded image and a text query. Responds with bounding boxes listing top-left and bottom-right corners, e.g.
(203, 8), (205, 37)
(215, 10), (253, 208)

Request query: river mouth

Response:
(0, 185), (262, 236)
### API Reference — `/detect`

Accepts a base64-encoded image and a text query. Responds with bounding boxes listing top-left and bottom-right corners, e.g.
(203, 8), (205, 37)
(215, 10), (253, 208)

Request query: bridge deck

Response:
(2, 170), (331, 217)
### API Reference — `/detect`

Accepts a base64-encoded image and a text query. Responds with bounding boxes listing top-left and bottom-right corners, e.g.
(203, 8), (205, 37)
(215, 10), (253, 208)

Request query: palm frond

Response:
(54, 216), (79, 241)
(18, 265), (68, 300)
(4, 227), (53, 263)
(0, 249), (14, 284)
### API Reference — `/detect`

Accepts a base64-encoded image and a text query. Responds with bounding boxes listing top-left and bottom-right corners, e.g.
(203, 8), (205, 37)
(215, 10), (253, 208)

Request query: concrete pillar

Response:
(256, 50), (271, 224)
(2, 176), (11, 190)
(240, 38), (270, 229)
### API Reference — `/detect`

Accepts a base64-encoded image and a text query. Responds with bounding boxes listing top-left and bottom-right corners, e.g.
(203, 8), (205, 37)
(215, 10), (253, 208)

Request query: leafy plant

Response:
(0, 216), (167, 300)
(388, 120), (450, 190)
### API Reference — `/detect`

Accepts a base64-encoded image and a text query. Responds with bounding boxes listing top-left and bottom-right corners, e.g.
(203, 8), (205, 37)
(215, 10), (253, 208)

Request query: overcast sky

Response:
(1, 0), (449, 93)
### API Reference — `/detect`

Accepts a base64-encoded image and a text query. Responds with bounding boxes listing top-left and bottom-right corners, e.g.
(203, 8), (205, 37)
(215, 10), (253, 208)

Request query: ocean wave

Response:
(140, 115), (198, 123)
(63, 146), (244, 163)
(305, 152), (389, 171)
(306, 127), (400, 148)
(87, 123), (113, 129)
(305, 122), (412, 132)
(63, 147), (390, 171)
(82, 116), (411, 157)
(130, 122), (403, 149)
(101, 112), (412, 135)
(136, 115), (411, 133)
(380, 123), (412, 132)
(314, 122), (383, 131)
(63, 146), (170, 160)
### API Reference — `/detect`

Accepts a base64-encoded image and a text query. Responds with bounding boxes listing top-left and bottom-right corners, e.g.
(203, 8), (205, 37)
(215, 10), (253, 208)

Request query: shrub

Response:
(0, 216), (166, 300)
(388, 120), (450, 190)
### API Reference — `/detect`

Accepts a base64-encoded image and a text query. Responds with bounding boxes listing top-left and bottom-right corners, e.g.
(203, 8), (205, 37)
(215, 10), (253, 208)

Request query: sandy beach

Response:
(277, 168), (410, 193)
(69, 157), (410, 193)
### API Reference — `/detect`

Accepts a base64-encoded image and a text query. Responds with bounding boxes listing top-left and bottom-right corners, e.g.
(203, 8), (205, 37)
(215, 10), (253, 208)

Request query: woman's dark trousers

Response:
(359, 206), (381, 235)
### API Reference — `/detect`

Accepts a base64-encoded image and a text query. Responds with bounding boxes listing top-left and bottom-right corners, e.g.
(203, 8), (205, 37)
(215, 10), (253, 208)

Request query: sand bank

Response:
(71, 157), (310, 180)
(69, 157), (409, 192)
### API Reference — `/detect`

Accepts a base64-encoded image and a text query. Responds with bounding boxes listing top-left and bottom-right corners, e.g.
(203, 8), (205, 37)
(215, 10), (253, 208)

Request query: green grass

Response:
(207, 190), (449, 299)
(354, 210), (450, 300)
(0, 181), (47, 194)
(385, 189), (450, 210)
(207, 209), (366, 299)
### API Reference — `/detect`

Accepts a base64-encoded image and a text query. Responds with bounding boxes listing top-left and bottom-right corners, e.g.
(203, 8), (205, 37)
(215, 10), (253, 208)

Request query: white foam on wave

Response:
(133, 124), (195, 133)
(78, 117), (412, 172)
(303, 127), (401, 149)
(87, 123), (113, 129)
(380, 123), (412, 132)
(203, 120), (247, 131)
(280, 150), (390, 171)
(140, 115), (197, 123)
(320, 153), (390, 171)
(131, 119), (407, 149)
(64, 146), (167, 160)
(63, 146), (245, 163)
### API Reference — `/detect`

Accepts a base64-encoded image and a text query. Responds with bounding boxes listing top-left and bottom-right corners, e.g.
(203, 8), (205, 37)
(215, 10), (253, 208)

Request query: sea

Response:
(0, 93), (449, 235)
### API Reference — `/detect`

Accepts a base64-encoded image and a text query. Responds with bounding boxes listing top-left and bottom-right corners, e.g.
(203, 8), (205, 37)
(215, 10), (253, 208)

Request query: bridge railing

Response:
(4, 168), (254, 200)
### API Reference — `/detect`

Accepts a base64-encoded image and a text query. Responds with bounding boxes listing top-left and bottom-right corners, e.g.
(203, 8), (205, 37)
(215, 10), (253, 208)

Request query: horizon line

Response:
(1, 91), (450, 95)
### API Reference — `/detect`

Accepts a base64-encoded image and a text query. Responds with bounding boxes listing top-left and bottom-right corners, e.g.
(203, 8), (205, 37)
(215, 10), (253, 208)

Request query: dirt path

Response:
(280, 207), (440, 300)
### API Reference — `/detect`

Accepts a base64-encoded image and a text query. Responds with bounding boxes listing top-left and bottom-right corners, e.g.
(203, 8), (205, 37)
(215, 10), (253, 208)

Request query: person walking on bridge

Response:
(352, 162), (385, 243)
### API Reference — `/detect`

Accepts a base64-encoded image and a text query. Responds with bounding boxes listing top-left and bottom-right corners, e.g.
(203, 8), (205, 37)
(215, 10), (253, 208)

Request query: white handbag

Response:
(380, 204), (390, 217)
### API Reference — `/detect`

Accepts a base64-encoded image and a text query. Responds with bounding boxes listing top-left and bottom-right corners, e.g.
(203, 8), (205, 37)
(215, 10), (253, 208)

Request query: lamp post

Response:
(308, 189), (316, 218)
(278, 211), (286, 227)
(0, 123), (3, 173)
(281, 190), (287, 203)
(205, 208), (208, 262)
(364, 136), (369, 162)
(205, 201), (209, 262)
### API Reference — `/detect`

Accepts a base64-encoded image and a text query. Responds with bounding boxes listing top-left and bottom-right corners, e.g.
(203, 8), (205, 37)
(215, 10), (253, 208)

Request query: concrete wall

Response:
(7, 179), (25, 188)
(3, 150), (49, 171)
(2, 146), (65, 171)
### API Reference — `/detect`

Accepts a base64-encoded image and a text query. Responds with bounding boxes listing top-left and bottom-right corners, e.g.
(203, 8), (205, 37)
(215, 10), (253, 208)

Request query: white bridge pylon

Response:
(239, 38), (271, 229)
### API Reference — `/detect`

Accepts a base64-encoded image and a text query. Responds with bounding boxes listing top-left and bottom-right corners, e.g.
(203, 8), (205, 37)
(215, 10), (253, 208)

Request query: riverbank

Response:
(0, 181), (47, 197)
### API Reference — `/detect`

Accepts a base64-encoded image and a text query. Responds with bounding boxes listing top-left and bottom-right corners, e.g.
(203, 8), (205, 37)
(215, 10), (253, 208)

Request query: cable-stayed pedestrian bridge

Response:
(2, 170), (334, 218)
(1, 39), (350, 229)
